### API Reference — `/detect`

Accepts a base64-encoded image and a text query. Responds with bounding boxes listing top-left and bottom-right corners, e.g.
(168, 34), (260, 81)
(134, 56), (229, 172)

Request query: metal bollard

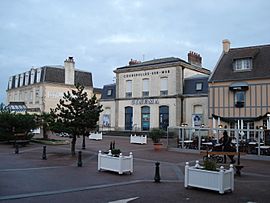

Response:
(82, 135), (86, 150)
(15, 143), (19, 154)
(77, 151), (82, 167)
(42, 146), (47, 160)
(154, 162), (161, 183)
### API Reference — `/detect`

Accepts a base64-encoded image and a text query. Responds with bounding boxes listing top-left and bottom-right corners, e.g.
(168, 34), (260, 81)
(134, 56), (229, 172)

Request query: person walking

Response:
(221, 130), (236, 164)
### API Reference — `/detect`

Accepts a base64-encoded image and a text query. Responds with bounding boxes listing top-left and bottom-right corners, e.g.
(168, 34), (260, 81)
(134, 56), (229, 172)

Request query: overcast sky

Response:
(1, 0), (270, 103)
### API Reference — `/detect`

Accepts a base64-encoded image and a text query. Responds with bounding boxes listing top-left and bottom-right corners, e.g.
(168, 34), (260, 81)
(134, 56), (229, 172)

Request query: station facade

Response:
(99, 52), (211, 132)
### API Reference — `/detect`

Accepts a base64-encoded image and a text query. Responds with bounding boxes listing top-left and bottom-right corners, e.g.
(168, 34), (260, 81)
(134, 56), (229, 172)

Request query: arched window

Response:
(125, 106), (133, 130)
(141, 106), (150, 131)
(159, 106), (169, 130)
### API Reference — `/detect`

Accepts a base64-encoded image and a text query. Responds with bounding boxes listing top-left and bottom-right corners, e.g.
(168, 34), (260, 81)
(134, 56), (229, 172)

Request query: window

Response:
(103, 114), (111, 127)
(142, 78), (149, 97)
(141, 106), (150, 131)
(36, 68), (42, 83)
(15, 75), (19, 88)
(25, 72), (29, 85)
(159, 106), (169, 130)
(125, 107), (133, 130)
(233, 58), (252, 71)
(35, 89), (40, 104)
(30, 69), (35, 84)
(160, 77), (168, 96)
(126, 80), (132, 98)
(29, 91), (33, 104)
(8, 77), (13, 89)
(196, 82), (203, 91)
(235, 91), (245, 107)
(107, 89), (112, 96)
(19, 74), (24, 87)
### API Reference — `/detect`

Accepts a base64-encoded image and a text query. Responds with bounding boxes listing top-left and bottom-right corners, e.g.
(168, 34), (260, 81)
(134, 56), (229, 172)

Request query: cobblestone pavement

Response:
(0, 135), (270, 203)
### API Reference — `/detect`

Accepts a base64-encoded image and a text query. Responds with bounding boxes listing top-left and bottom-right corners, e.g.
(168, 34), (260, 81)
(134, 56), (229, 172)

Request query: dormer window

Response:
(107, 89), (112, 96)
(196, 82), (203, 91)
(233, 58), (252, 71)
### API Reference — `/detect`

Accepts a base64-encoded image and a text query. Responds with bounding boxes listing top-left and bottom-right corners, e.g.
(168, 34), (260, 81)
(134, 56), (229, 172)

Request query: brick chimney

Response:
(129, 59), (141, 65)
(222, 39), (230, 53)
(188, 51), (202, 67)
(64, 56), (75, 85)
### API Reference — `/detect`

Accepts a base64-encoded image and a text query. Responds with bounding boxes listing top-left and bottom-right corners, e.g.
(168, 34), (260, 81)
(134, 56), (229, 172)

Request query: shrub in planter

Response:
(111, 149), (121, 156)
(203, 158), (217, 171)
(149, 128), (164, 144)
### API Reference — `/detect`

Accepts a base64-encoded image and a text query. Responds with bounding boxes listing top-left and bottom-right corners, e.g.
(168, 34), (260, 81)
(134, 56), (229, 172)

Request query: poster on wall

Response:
(103, 114), (111, 127)
(192, 114), (202, 127)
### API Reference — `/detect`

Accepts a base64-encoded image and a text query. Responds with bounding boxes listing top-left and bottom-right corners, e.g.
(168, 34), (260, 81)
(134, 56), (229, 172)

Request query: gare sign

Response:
(131, 99), (159, 105)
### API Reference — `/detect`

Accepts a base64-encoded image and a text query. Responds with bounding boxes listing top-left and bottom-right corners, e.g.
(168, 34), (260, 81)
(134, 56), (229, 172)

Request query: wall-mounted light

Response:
(201, 124), (205, 128)
(218, 124), (223, 128)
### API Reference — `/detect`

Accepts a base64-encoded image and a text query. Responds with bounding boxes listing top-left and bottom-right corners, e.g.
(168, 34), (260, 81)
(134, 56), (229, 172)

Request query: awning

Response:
(212, 113), (270, 123)
(229, 82), (249, 91)
(5, 102), (27, 112)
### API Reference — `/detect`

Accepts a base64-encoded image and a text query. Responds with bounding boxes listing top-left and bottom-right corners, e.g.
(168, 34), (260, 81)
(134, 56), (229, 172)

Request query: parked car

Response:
(59, 132), (72, 138)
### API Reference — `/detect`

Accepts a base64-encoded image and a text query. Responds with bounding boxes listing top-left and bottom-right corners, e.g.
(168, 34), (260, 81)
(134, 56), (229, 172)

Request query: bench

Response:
(200, 150), (244, 176)
(8, 140), (30, 147)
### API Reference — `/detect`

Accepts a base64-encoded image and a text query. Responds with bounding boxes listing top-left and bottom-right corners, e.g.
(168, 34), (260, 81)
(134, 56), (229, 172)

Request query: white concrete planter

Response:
(89, 132), (102, 140)
(98, 150), (133, 175)
(184, 161), (234, 194)
(130, 134), (147, 144)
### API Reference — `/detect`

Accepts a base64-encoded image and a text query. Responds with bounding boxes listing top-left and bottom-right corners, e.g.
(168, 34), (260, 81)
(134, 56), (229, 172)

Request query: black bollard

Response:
(77, 151), (82, 167)
(154, 162), (161, 183)
(82, 135), (86, 150)
(42, 146), (47, 160)
(15, 143), (19, 154)
(112, 140), (115, 149)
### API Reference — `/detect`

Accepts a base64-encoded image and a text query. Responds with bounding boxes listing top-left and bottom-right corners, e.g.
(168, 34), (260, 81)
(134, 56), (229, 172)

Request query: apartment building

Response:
(6, 57), (94, 113)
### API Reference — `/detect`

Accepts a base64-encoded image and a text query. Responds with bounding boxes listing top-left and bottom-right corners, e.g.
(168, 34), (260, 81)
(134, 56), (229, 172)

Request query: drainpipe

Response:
(180, 67), (185, 123)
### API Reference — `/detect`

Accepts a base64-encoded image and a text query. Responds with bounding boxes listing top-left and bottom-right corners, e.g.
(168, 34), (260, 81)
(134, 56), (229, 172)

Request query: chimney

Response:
(188, 51), (202, 67)
(222, 39), (230, 53)
(64, 56), (75, 85)
(129, 59), (141, 65)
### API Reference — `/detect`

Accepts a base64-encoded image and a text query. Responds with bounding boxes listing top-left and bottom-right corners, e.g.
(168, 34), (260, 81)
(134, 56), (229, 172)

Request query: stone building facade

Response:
(6, 57), (94, 113)
(99, 52), (211, 131)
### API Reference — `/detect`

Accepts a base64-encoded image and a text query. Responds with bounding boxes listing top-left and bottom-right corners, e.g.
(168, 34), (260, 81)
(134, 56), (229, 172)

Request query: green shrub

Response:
(111, 149), (121, 156)
(203, 159), (217, 171)
(149, 128), (165, 143)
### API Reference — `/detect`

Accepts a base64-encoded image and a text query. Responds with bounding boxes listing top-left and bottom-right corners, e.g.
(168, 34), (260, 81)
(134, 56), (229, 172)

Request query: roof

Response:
(115, 57), (210, 74)
(93, 87), (103, 94)
(8, 66), (93, 89)
(183, 76), (209, 95)
(209, 44), (270, 82)
(100, 84), (116, 100)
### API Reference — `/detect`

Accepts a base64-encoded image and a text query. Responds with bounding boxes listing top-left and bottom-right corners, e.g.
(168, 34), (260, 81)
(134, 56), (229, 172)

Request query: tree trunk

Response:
(71, 135), (76, 156)
(43, 127), (48, 140)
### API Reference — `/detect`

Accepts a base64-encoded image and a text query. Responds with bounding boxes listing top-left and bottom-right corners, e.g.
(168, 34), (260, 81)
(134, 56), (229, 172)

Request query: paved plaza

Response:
(0, 135), (270, 203)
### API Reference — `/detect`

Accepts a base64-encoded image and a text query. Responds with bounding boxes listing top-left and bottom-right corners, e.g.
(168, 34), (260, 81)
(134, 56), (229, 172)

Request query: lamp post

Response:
(267, 113), (270, 130)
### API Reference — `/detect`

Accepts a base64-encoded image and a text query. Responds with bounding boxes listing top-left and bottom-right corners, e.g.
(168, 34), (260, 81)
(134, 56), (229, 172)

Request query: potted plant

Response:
(184, 160), (234, 194)
(149, 128), (164, 151)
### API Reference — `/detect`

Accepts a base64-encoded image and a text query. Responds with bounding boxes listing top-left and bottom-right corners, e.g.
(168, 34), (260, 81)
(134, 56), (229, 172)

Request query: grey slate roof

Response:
(8, 66), (92, 89)
(209, 44), (270, 82)
(115, 57), (210, 74)
(183, 76), (209, 95)
(101, 84), (116, 100)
